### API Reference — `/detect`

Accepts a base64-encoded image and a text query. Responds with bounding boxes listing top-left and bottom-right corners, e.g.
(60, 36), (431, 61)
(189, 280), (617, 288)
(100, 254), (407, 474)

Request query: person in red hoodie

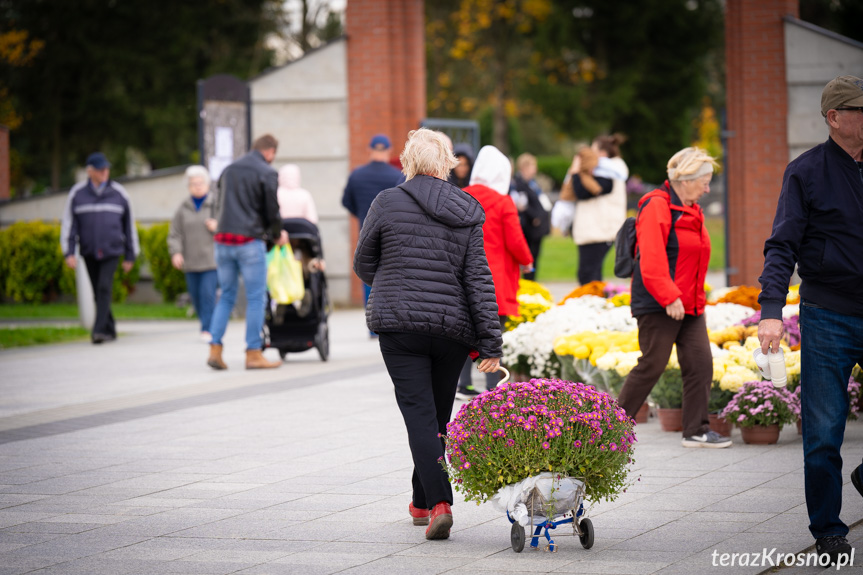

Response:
(456, 145), (534, 397)
(616, 147), (731, 449)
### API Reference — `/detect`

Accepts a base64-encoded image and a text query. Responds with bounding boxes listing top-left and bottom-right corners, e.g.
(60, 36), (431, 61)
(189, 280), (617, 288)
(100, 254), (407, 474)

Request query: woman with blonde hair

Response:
(168, 165), (218, 342)
(354, 128), (503, 540)
(616, 147), (731, 448)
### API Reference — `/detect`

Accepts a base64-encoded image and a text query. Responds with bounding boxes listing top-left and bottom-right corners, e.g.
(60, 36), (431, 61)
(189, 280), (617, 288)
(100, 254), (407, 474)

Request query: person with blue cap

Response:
(60, 152), (140, 344)
(341, 133), (404, 329)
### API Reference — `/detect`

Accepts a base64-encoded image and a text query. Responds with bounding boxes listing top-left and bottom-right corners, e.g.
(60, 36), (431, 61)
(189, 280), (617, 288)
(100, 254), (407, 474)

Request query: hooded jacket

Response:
(277, 164), (318, 223)
(630, 182), (710, 317)
(448, 143), (475, 188)
(353, 175), (503, 358)
(466, 146), (533, 316)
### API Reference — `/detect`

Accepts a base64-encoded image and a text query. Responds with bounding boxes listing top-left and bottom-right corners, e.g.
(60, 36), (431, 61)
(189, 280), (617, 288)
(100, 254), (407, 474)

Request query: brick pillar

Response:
(345, 0), (426, 305)
(725, 0), (799, 287)
(0, 125), (9, 200)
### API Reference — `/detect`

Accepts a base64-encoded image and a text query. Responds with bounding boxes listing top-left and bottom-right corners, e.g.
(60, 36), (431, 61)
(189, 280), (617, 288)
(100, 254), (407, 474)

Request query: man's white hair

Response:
(400, 128), (459, 181)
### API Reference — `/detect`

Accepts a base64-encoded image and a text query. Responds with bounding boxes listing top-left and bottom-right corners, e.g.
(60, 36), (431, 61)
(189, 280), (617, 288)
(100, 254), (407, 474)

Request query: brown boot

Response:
(207, 344), (227, 370)
(246, 349), (281, 369)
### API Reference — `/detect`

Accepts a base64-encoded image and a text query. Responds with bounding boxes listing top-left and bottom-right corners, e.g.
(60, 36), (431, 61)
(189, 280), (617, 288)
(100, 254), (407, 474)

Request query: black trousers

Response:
(379, 332), (470, 509)
(84, 256), (119, 338)
(577, 241), (612, 285)
(616, 312), (712, 438)
(523, 236), (542, 281)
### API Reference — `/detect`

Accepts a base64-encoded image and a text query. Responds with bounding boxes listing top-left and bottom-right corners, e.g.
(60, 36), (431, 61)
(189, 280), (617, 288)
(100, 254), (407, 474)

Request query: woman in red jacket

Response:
(457, 145), (534, 397)
(616, 147), (731, 449)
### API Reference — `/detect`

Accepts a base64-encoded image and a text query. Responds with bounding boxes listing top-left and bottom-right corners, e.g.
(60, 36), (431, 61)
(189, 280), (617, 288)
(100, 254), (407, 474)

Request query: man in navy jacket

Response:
(61, 152), (139, 344)
(758, 75), (863, 566)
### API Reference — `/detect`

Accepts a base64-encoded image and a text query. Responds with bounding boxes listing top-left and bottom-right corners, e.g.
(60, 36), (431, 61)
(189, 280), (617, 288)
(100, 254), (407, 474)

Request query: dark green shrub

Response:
(0, 221), (64, 302)
(536, 156), (572, 189)
(650, 368), (683, 409)
(140, 222), (186, 303)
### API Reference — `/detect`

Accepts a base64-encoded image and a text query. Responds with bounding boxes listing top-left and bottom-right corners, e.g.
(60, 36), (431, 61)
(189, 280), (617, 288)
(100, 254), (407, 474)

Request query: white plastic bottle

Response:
(767, 349), (787, 388)
(752, 348), (772, 380)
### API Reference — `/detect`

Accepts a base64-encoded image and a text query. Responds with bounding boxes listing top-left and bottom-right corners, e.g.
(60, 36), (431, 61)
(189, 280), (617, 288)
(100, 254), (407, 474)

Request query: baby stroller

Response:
(264, 218), (330, 361)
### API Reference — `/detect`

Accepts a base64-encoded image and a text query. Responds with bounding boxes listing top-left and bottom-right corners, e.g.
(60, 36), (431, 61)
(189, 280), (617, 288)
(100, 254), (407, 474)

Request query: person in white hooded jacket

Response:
(277, 164), (318, 223)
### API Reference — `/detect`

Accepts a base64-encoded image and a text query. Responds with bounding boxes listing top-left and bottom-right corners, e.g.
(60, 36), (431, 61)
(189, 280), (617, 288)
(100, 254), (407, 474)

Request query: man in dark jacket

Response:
(341, 134), (404, 313)
(207, 134), (287, 371)
(61, 152), (139, 344)
(758, 75), (863, 566)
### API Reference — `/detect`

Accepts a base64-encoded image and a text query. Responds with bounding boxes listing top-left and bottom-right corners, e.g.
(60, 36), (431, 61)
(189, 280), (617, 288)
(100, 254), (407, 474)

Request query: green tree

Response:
(1, 0), (280, 195)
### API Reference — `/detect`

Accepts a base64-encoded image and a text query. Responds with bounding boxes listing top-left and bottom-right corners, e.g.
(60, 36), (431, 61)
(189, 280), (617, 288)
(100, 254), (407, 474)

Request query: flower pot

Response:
(657, 408), (683, 432)
(635, 402), (649, 424)
(709, 414), (732, 437)
(740, 424), (781, 445)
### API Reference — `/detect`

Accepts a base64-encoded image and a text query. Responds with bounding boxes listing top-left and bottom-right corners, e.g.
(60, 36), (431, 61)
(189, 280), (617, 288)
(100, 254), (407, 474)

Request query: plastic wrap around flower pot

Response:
(491, 472), (585, 526)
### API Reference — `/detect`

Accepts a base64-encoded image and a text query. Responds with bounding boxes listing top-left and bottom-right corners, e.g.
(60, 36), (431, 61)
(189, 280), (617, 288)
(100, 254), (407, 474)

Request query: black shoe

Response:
(455, 386), (481, 401)
(815, 535), (852, 566)
(92, 333), (116, 344)
(851, 464), (863, 499)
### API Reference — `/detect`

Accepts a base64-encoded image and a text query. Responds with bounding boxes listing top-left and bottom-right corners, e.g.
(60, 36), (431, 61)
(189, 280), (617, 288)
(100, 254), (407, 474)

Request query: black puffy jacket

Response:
(214, 150), (281, 241)
(353, 175), (503, 358)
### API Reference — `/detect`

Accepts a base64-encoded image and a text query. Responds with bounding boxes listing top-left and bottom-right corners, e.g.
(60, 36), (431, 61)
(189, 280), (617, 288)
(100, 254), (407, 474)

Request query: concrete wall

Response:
(0, 166), (188, 228)
(785, 17), (863, 160)
(250, 39), (351, 306)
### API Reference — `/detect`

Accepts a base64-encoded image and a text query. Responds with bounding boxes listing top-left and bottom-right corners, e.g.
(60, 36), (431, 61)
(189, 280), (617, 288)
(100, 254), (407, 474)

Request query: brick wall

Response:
(0, 126), (9, 200)
(725, 0), (799, 287)
(345, 0), (426, 305)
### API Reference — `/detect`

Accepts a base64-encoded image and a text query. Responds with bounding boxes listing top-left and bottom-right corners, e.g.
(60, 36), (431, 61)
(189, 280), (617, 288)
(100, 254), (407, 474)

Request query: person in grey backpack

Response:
(61, 152), (139, 344)
(168, 165), (218, 343)
(758, 75), (863, 567)
(354, 128), (502, 541)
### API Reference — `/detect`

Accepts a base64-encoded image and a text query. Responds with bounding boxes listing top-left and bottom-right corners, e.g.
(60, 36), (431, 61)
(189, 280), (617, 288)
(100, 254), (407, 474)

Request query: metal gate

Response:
(421, 118), (480, 154)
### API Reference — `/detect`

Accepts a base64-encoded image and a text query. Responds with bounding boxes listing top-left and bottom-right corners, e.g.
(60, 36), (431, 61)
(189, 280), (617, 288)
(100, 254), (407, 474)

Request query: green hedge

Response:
(0, 221), (143, 303)
(536, 156), (572, 189)
(140, 222), (186, 303)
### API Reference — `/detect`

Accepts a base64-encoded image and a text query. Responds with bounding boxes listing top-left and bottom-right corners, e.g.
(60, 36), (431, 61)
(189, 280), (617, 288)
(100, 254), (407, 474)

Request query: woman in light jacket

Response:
(168, 166), (218, 342)
(564, 134), (629, 285)
(457, 146), (533, 397)
(354, 128), (502, 541)
(277, 164), (318, 223)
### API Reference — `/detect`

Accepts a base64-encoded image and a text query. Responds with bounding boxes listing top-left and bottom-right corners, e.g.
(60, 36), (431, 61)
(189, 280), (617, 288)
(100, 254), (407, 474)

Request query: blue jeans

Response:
(185, 269), (218, 333)
(800, 301), (863, 539)
(209, 241), (267, 351)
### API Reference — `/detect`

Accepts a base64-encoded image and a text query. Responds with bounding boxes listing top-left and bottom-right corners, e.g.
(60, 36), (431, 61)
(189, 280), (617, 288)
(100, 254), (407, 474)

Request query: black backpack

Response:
(613, 217), (637, 278)
(613, 191), (673, 278)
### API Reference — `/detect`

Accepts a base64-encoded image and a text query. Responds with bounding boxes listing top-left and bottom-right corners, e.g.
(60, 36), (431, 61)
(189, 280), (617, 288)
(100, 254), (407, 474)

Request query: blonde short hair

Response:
(184, 165), (210, 188)
(666, 147), (718, 182)
(400, 128), (459, 181)
(515, 153), (537, 173)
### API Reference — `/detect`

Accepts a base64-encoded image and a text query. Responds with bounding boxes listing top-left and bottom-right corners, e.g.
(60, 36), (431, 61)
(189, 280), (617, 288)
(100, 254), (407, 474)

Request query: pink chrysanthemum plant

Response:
(443, 379), (637, 504)
(720, 380), (798, 429)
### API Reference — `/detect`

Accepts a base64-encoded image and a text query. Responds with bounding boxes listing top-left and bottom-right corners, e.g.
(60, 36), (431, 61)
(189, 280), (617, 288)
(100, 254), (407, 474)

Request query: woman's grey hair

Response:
(184, 165), (210, 188)
(400, 128), (459, 181)
(667, 147), (718, 182)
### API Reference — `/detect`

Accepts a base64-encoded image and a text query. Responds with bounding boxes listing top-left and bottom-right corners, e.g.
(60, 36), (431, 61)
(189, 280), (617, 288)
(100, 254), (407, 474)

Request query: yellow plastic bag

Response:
(267, 246), (305, 304)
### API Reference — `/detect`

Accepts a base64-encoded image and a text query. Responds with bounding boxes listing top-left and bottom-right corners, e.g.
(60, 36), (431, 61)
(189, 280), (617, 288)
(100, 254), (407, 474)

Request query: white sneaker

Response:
(681, 430), (732, 448)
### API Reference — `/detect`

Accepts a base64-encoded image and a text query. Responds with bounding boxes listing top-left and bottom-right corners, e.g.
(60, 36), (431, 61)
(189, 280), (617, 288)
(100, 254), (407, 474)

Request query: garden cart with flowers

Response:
(444, 376), (636, 555)
(497, 472), (594, 552)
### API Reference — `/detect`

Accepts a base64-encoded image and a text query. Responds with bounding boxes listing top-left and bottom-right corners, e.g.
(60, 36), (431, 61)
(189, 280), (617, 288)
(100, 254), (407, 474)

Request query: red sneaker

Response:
(409, 502), (429, 526)
(425, 502), (452, 540)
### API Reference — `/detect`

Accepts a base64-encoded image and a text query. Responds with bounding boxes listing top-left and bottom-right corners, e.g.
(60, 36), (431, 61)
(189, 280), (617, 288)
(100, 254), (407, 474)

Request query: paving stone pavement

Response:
(2, 299), (863, 574)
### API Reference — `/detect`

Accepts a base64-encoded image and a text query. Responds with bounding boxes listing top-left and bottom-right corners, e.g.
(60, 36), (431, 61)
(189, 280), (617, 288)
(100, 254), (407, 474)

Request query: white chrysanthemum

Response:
(704, 303), (757, 331)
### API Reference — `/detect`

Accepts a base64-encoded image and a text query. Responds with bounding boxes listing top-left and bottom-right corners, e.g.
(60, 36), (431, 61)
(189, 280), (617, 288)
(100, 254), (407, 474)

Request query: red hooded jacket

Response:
(630, 182), (710, 317)
(463, 184), (533, 316)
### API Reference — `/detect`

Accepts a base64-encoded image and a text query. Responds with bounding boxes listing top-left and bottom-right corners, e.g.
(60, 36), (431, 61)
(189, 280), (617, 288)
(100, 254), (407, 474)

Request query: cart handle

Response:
(496, 366), (510, 386)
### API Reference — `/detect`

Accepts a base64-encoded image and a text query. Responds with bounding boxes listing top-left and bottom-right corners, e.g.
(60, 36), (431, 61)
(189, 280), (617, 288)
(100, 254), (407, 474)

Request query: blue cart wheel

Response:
(579, 517), (594, 549)
(511, 523), (525, 552)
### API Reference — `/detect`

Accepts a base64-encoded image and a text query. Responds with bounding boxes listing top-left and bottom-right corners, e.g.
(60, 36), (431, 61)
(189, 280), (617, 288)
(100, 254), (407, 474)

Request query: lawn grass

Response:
(0, 302), (190, 320)
(0, 326), (90, 349)
(536, 216), (726, 283)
